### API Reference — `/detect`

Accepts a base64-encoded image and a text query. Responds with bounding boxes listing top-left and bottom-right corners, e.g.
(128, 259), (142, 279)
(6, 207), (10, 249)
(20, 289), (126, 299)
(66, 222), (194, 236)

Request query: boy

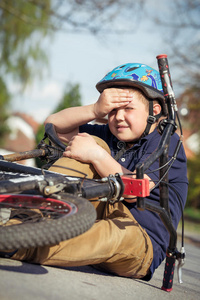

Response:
(5, 63), (188, 280)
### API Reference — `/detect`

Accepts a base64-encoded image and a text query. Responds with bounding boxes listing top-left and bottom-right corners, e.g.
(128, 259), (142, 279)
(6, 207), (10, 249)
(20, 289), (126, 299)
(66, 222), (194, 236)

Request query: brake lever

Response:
(177, 246), (185, 284)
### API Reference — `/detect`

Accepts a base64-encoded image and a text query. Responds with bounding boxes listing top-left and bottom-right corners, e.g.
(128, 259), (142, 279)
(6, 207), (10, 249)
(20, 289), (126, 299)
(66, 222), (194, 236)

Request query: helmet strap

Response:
(143, 102), (162, 136)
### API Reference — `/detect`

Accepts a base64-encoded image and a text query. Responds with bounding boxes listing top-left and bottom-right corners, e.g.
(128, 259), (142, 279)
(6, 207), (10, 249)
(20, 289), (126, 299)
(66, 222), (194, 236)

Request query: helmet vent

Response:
(126, 67), (139, 72)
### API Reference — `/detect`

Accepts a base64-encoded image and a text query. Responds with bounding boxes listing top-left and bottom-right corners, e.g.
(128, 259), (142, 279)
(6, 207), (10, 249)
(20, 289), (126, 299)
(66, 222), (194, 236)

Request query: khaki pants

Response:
(12, 136), (153, 278)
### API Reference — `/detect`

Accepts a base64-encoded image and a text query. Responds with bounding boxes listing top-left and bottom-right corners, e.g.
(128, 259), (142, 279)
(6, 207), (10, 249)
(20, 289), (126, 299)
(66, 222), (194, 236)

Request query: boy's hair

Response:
(127, 88), (161, 117)
(127, 88), (149, 111)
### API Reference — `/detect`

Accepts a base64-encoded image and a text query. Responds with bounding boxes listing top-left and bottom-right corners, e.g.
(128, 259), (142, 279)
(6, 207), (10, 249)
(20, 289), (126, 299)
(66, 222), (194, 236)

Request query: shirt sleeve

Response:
(79, 123), (112, 145)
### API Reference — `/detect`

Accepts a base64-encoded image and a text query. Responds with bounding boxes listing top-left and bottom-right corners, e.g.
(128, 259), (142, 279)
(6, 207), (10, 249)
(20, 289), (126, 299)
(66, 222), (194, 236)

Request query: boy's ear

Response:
(153, 103), (162, 116)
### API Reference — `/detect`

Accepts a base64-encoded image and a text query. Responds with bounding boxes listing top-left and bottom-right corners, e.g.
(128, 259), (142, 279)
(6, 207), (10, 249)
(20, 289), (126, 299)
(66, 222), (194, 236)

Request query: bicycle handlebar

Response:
(0, 149), (46, 162)
(161, 254), (176, 292)
(0, 160), (150, 201)
(0, 123), (64, 164)
(156, 54), (174, 98)
(156, 54), (178, 117)
(156, 54), (183, 292)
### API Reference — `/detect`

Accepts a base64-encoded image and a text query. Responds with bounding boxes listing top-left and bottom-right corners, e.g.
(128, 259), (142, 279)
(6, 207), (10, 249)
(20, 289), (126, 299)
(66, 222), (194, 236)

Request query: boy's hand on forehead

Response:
(93, 88), (133, 118)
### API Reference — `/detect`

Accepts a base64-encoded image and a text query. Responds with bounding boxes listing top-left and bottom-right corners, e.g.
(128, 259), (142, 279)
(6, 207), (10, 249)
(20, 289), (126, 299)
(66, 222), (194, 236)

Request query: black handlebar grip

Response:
(156, 54), (173, 97)
(161, 254), (176, 292)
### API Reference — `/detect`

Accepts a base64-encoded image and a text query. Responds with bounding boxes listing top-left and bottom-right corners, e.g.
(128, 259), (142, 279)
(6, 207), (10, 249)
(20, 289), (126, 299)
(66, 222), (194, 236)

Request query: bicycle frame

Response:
(135, 55), (185, 291)
(0, 160), (149, 201)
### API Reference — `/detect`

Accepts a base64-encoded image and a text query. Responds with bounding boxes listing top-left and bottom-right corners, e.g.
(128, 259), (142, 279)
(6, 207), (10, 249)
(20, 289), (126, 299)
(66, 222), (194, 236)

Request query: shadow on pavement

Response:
(58, 265), (115, 277)
(0, 260), (48, 275)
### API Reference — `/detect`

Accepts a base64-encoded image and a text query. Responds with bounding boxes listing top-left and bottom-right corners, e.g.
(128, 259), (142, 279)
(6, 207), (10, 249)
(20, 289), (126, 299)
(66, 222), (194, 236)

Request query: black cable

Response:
(145, 156), (175, 175)
(149, 158), (175, 192)
(149, 179), (185, 248)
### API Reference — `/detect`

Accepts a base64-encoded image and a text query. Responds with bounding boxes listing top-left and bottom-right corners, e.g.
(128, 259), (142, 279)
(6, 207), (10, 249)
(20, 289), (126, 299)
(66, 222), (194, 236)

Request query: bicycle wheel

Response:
(0, 193), (96, 250)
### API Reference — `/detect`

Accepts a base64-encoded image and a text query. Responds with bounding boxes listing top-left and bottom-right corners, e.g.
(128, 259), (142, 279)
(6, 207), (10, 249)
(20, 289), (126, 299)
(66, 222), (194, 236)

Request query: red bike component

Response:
(0, 194), (76, 215)
(121, 177), (150, 197)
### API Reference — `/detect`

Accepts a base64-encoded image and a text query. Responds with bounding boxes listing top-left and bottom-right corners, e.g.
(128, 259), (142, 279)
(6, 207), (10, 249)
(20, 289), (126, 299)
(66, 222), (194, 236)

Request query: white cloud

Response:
(42, 82), (63, 99)
(23, 80), (63, 102)
(32, 107), (53, 123)
(11, 80), (64, 123)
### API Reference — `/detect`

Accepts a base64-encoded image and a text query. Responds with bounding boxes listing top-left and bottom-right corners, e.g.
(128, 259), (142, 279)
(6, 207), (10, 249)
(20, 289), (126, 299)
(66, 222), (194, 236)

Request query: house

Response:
(0, 112), (40, 166)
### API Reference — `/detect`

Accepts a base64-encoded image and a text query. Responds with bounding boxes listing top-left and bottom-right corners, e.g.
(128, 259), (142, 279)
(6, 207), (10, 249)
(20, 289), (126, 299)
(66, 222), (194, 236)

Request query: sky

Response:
(10, 3), (172, 124)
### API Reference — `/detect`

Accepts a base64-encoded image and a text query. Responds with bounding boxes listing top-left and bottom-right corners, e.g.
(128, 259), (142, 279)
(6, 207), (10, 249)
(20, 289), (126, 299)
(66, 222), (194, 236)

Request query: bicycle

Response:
(0, 55), (185, 292)
(0, 156), (146, 250)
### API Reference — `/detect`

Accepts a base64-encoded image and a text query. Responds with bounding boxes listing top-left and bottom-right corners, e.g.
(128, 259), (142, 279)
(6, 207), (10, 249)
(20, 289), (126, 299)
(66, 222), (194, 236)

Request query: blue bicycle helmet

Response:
(96, 63), (168, 135)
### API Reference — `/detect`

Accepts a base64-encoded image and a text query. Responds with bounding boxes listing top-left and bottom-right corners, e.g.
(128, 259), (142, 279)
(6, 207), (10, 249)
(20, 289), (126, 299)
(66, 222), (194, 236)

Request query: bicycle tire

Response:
(0, 193), (96, 250)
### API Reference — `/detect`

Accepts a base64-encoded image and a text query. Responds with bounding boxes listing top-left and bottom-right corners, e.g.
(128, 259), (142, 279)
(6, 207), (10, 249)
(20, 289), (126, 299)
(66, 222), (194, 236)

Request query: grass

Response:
(184, 207), (200, 222)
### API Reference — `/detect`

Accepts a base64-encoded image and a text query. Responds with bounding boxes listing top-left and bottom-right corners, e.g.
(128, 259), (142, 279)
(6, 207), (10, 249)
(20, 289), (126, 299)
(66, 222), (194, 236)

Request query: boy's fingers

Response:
(114, 102), (130, 108)
(114, 92), (134, 101)
(115, 91), (132, 97)
(78, 132), (89, 137)
(63, 150), (71, 158)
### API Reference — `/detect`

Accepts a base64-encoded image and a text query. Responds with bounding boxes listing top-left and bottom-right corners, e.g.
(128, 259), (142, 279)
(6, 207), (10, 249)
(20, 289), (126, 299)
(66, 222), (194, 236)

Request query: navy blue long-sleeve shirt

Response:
(80, 123), (188, 279)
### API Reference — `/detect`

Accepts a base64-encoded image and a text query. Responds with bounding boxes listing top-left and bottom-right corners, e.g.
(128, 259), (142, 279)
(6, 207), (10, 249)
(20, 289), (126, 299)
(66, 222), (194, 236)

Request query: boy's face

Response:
(108, 91), (149, 142)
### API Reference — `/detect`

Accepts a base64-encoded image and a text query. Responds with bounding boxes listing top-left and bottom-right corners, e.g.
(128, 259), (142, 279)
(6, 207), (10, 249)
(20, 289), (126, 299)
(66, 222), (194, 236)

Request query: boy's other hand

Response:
(63, 133), (107, 163)
(93, 88), (133, 118)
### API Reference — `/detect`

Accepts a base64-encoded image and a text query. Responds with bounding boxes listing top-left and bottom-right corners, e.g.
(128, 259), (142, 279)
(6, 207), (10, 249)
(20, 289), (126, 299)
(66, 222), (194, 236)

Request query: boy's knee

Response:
(48, 136), (110, 179)
(91, 136), (110, 154)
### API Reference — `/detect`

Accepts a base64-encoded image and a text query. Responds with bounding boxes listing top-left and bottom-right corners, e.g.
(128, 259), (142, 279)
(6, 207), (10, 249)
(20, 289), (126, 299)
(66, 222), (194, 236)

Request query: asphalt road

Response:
(0, 237), (199, 300)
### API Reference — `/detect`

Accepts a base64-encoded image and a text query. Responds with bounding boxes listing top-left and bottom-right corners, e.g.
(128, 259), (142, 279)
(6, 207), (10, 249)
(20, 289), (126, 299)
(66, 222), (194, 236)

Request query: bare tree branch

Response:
(148, 0), (200, 88)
